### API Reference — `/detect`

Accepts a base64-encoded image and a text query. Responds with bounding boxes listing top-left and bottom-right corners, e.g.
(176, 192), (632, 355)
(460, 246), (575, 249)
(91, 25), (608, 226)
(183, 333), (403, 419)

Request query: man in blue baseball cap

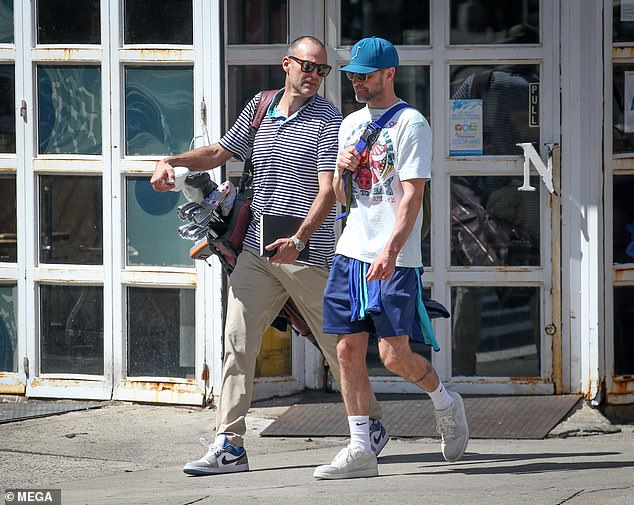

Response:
(313, 37), (469, 480)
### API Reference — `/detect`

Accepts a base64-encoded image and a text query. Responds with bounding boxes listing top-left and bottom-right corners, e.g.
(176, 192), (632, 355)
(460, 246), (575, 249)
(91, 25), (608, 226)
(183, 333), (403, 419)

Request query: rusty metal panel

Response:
(113, 380), (204, 405)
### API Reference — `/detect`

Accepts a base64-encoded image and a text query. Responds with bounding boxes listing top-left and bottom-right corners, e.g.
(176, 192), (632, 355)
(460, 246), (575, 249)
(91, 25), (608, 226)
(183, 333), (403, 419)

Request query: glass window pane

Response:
(0, 174), (16, 263)
(40, 284), (103, 375)
(0, 64), (15, 153)
(0, 0), (14, 44)
(0, 283), (18, 372)
(614, 0), (634, 43)
(452, 286), (540, 377)
(341, 65), (430, 119)
(124, 0), (192, 45)
(450, 176), (540, 267)
(227, 65), (285, 126)
(126, 176), (192, 267)
(450, 64), (539, 156)
(127, 287), (195, 378)
(612, 64), (634, 154)
(614, 286), (634, 375)
(125, 66), (193, 156)
(37, 0), (100, 44)
(227, 0), (287, 45)
(37, 66), (102, 155)
(613, 175), (634, 264)
(450, 0), (539, 45)
(39, 175), (103, 265)
(340, 0), (429, 46)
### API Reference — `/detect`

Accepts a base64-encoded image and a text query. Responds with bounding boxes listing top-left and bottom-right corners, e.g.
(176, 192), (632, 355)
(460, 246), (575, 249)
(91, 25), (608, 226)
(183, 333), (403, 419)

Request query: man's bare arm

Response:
(150, 143), (235, 192)
(366, 178), (426, 281)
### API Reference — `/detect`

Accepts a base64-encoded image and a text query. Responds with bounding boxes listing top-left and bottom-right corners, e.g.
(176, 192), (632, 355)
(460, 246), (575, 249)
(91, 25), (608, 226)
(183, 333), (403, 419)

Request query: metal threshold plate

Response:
(261, 395), (582, 440)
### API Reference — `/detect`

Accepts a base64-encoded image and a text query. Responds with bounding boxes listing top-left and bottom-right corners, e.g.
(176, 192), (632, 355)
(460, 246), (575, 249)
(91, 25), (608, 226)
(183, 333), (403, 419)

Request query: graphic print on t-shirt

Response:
(348, 123), (396, 203)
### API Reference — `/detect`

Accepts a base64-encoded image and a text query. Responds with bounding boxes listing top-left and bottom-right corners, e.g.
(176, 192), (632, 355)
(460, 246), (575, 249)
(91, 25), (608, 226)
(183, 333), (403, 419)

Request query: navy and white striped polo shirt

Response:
(219, 90), (342, 267)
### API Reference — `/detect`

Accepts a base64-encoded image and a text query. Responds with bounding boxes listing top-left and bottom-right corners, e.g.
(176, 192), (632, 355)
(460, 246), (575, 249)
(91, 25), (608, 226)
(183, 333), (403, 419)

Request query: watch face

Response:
(292, 236), (305, 251)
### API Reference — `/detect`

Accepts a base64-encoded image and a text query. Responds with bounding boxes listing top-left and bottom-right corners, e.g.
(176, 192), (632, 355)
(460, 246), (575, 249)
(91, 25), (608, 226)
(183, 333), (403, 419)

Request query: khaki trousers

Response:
(215, 247), (382, 446)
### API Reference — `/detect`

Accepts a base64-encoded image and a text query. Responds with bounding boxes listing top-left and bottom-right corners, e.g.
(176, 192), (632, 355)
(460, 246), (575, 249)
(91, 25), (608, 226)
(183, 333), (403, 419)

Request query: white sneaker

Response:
(182, 435), (249, 475)
(313, 446), (378, 480)
(369, 419), (389, 456)
(434, 391), (469, 462)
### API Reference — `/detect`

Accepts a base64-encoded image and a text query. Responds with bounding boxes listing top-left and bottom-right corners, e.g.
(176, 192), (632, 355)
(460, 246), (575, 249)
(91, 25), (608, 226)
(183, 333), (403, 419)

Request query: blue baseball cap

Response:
(339, 37), (399, 73)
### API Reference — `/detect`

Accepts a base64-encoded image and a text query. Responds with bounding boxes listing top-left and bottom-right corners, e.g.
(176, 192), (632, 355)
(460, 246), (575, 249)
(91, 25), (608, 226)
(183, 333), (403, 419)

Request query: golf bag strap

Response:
(239, 90), (279, 193)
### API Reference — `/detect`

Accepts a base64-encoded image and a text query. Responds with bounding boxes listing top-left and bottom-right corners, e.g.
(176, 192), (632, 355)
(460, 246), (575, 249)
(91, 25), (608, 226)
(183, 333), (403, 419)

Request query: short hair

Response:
(288, 36), (326, 56)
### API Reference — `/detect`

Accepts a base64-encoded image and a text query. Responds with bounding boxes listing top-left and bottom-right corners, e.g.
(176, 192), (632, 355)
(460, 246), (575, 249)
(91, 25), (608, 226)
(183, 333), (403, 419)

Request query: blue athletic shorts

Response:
(323, 254), (424, 340)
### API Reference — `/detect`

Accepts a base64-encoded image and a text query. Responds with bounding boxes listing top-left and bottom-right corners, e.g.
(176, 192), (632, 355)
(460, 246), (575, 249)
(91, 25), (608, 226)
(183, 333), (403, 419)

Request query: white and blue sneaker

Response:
(183, 434), (249, 475)
(369, 419), (389, 456)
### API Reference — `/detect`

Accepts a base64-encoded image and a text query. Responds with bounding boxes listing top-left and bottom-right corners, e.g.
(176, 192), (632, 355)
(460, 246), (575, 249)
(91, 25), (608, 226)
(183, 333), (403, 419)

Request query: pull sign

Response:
(528, 83), (539, 127)
(516, 142), (556, 194)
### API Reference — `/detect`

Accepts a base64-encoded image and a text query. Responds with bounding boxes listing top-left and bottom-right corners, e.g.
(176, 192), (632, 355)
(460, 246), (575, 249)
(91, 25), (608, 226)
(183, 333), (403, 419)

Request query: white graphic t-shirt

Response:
(335, 102), (432, 267)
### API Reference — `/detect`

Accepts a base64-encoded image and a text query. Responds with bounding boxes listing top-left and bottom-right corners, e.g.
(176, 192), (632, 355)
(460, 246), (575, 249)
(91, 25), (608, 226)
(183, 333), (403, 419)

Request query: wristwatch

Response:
(290, 235), (305, 252)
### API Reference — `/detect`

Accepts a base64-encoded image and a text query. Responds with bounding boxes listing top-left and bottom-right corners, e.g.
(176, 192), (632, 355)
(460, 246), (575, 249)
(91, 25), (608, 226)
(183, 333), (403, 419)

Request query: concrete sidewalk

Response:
(1, 394), (633, 505)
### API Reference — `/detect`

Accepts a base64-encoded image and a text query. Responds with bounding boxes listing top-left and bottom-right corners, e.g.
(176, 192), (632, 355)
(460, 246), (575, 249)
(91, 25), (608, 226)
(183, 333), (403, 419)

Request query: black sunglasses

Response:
(288, 55), (332, 77)
(345, 71), (376, 82)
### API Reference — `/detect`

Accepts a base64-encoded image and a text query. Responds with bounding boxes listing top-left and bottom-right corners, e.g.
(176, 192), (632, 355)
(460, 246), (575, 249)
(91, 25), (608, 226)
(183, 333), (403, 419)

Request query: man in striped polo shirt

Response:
(150, 36), (387, 475)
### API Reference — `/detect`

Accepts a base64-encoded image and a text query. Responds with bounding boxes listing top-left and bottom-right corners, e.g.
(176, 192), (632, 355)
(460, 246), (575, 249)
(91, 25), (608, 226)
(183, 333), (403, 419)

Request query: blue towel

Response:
(347, 259), (440, 351)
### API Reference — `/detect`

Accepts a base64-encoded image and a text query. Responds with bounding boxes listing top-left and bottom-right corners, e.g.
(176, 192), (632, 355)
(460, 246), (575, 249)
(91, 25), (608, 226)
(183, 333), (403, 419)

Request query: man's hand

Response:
(366, 248), (397, 282)
(336, 145), (361, 177)
(150, 159), (176, 192)
(265, 238), (300, 264)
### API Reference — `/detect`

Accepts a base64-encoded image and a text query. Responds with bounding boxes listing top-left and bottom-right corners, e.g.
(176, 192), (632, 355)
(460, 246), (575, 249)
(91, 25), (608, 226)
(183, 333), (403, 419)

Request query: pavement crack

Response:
(0, 448), (130, 463)
(181, 497), (210, 505)
(556, 489), (584, 504)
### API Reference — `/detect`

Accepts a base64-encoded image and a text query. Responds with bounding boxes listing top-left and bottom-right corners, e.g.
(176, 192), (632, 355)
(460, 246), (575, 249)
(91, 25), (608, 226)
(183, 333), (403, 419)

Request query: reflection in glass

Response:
(614, 0), (634, 43)
(614, 286), (634, 375)
(38, 66), (102, 155)
(341, 0), (429, 45)
(450, 64), (539, 156)
(613, 175), (634, 264)
(341, 66), (430, 119)
(612, 64), (634, 153)
(367, 287), (432, 377)
(37, 0), (100, 44)
(0, 283), (17, 372)
(0, 0), (14, 44)
(450, 176), (540, 267)
(227, 0), (286, 45)
(39, 176), (103, 265)
(450, 0), (539, 45)
(0, 175), (16, 262)
(227, 66), (284, 127)
(40, 284), (104, 375)
(452, 286), (540, 377)
(125, 66), (193, 156)
(126, 177), (192, 267)
(0, 65), (15, 153)
(128, 287), (195, 378)
(124, 0), (192, 44)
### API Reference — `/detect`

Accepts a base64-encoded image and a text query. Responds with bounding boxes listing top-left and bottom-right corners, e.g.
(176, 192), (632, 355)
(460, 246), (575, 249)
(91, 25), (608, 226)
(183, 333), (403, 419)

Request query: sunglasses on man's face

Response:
(345, 71), (378, 82)
(288, 55), (332, 77)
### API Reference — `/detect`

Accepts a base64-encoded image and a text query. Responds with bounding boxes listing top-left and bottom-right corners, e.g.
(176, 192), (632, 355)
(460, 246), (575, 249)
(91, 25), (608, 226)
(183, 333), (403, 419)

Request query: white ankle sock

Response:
(427, 382), (454, 411)
(348, 415), (372, 453)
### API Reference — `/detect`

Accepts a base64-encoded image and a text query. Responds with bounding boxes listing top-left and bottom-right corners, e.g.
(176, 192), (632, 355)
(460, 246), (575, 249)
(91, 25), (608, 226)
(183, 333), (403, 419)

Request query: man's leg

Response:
(215, 250), (289, 445)
(313, 332), (378, 479)
(183, 249), (288, 476)
(278, 262), (383, 422)
(378, 336), (469, 462)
